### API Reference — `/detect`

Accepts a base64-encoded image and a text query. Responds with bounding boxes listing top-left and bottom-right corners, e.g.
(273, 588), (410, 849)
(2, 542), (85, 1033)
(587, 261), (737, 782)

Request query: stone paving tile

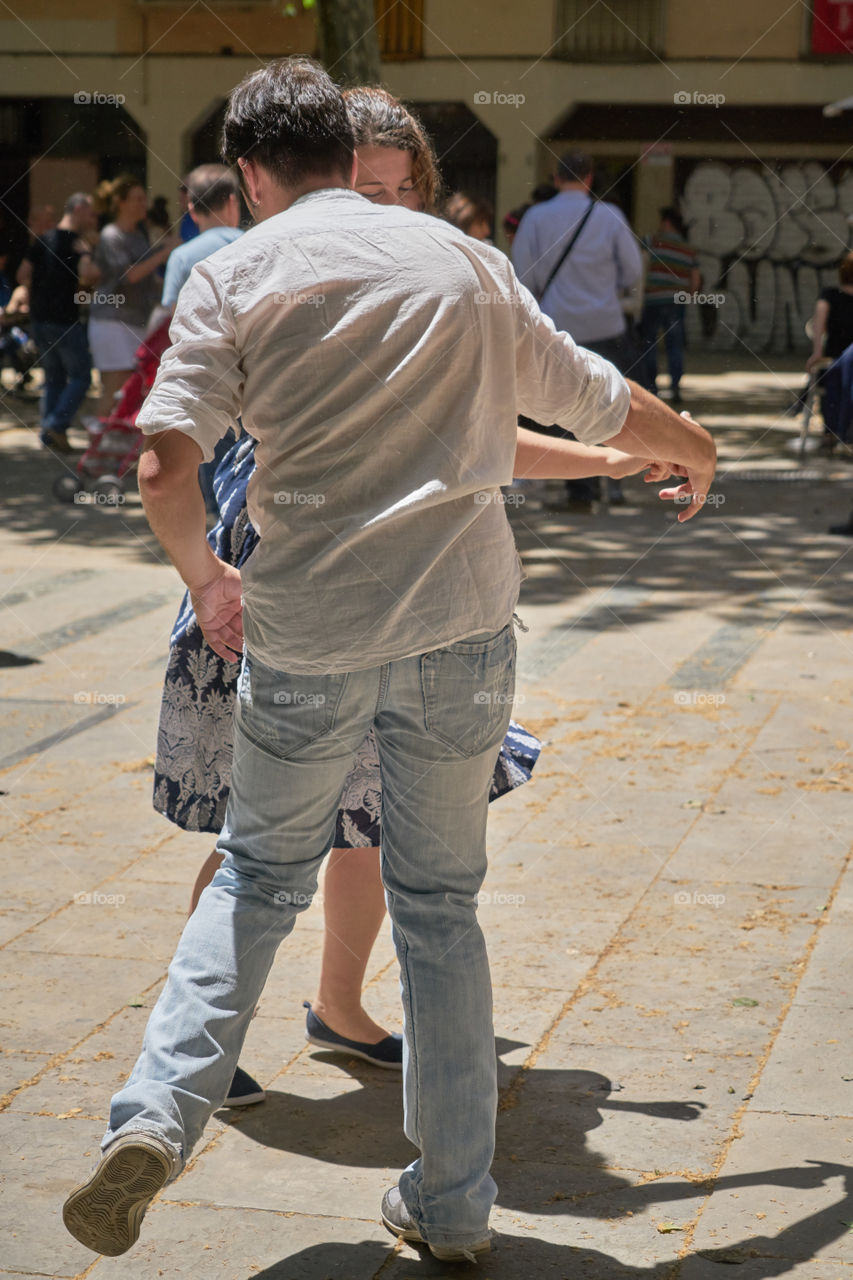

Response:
(1, 1112), (107, 1276)
(749, 1005), (853, 1118)
(0, 951), (165, 1055)
(516, 1045), (754, 1175)
(88, 1204), (393, 1278)
(162, 1071), (416, 1220)
(792, 922), (853, 1008)
(0, 1050), (51, 1102)
(689, 1113), (853, 1266)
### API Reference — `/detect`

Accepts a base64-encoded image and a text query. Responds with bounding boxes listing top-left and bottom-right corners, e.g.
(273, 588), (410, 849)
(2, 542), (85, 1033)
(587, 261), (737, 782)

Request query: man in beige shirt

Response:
(63, 57), (715, 1265)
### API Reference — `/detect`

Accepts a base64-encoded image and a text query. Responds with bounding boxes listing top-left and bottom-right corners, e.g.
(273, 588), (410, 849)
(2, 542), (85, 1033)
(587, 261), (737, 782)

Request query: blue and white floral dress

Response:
(153, 433), (541, 845)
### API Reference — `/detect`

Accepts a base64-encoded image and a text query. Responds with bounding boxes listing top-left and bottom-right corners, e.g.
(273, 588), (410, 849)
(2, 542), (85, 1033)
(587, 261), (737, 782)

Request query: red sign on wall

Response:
(812, 0), (853, 54)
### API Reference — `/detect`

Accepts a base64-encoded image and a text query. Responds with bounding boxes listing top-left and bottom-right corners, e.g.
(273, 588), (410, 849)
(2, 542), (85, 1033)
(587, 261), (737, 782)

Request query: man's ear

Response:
(188, 201), (201, 227)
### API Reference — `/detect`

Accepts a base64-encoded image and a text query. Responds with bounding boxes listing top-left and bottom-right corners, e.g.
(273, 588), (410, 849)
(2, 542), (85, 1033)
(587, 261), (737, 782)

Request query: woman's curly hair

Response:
(343, 86), (440, 214)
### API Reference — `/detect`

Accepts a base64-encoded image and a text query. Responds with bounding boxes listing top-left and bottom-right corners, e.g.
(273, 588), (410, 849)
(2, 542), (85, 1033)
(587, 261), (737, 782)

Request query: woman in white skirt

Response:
(90, 175), (176, 416)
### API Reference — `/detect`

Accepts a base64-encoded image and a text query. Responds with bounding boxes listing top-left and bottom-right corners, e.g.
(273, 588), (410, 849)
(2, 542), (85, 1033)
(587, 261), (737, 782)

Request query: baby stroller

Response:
(53, 318), (171, 505)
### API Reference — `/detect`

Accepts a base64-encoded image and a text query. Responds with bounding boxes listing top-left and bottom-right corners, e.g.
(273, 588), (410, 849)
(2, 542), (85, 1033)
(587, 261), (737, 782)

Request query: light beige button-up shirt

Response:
(136, 188), (630, 674)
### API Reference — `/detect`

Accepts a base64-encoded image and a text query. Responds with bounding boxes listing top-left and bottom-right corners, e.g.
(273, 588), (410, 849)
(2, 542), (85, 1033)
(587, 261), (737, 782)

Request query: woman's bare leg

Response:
(189, 843), (390, 1041)
(312, 845), (390, 1043)
(96, 369), (131, 418)
(189, 850), (222, 915)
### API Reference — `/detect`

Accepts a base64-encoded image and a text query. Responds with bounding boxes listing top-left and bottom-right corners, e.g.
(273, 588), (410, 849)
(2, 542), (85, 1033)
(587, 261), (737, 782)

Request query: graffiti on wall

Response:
(680, 161), (853, 352)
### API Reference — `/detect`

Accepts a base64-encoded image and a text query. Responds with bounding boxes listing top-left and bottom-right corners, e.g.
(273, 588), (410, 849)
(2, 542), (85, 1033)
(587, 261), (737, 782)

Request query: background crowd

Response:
(5, 139), (853, 519)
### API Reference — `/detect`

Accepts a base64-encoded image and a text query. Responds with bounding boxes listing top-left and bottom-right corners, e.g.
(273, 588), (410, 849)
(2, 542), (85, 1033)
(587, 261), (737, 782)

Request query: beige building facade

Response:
(3, 0), (852, 349)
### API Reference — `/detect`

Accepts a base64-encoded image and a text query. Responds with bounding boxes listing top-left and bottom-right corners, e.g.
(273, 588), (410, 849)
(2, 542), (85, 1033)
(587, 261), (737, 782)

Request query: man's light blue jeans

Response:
(104, 622), (516, 1248)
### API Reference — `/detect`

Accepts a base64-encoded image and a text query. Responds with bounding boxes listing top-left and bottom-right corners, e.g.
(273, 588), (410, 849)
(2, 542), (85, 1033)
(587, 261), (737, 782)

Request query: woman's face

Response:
(119, 185), (148, 222)
(355, 146), (420, 210)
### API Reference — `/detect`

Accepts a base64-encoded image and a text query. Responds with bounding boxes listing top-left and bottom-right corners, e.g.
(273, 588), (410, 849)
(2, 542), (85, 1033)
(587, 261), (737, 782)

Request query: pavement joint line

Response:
(496, 689), (784, 1121)
(672, 836), (853, 1268)
(0, 822), (185, 957)
(0, 968), (168, 1116)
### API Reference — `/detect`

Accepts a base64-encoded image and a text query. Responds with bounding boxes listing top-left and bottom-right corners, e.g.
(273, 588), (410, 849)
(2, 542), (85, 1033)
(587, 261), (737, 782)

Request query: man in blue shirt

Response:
(513, 152), (643, 508)
(161, 165), (243, 312)
(161, 165), (243, 510)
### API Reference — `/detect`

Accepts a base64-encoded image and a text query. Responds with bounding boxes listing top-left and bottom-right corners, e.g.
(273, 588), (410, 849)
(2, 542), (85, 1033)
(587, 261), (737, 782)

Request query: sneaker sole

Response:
(306, 1033), (403, 1070)
(62, 1139), (172, 1256)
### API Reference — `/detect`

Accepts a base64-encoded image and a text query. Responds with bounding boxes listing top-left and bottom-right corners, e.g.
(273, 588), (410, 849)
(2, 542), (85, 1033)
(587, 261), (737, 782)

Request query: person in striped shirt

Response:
(639, 207), (700, 405)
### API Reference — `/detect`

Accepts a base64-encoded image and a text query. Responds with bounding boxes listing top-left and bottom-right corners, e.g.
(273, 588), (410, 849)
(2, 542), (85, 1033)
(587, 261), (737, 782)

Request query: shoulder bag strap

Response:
(537, 199), (596, 304)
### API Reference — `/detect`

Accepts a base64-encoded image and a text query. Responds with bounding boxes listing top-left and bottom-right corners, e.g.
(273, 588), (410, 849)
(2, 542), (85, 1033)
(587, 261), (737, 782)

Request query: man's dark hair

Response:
(556, 150), (593, 184)
(660, 205), (686, 237)
(186, 164), (240, 215)
(63, 192), (91, 215)
(221, 57), (354, 188)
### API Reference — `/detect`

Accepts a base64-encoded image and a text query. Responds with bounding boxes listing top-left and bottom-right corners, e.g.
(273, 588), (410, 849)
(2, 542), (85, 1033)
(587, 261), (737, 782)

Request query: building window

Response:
(554, 0), (664, 60)
(376, 0), (424, 60)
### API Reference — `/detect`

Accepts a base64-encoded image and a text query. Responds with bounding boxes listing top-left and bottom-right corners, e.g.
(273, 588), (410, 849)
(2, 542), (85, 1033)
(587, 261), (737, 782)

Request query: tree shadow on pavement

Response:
(0, 439), (163, 561)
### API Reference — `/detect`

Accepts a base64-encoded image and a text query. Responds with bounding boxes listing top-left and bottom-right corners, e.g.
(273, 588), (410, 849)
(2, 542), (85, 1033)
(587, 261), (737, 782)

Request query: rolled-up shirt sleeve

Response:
(136, 263), (243, 462)
(510, 273), (631, 445)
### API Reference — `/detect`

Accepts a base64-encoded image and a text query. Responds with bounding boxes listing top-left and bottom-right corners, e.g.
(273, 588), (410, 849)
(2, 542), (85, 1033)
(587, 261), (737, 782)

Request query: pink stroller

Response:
(53, 319), (172, 505)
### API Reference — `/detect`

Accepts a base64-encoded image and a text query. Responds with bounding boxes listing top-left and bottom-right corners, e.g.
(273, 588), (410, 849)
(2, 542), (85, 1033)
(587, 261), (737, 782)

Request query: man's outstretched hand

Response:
(190, 561), (244, 662)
